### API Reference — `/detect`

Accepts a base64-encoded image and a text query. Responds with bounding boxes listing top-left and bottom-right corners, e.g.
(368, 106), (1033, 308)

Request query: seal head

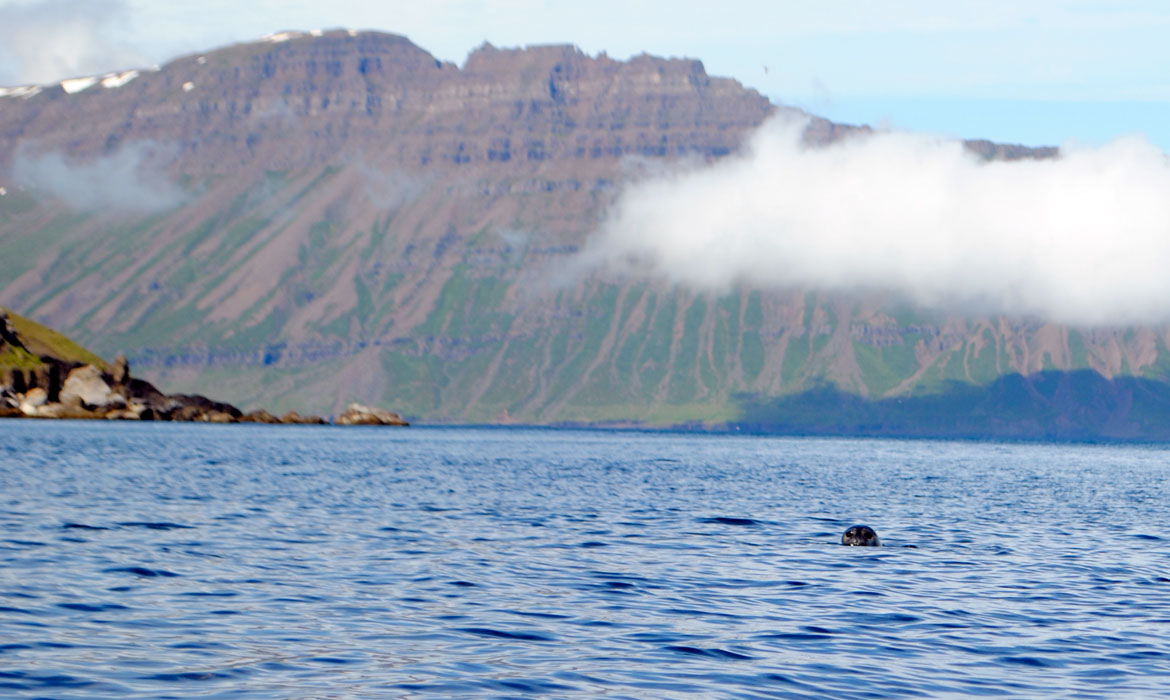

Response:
(841, 525), (881, 547)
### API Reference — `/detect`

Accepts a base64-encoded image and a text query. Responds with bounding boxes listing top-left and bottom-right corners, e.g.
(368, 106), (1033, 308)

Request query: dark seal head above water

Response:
(841, 525), (881, 547)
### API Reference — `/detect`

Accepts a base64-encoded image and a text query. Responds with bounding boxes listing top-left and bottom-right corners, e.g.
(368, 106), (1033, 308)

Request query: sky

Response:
(0, 0), (1169, 150)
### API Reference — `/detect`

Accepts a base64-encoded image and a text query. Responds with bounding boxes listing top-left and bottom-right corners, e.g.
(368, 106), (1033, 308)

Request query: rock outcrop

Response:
(0, 309), (352, 424)
(335, 403), (409, 426)
(240, 409), (282, 424)
(239, 408), (330, 424)
(3, 308), (406, 425)
(280, 410), (329, 425)
(5, 355), (242, 422)
(60, 364), (122, 409)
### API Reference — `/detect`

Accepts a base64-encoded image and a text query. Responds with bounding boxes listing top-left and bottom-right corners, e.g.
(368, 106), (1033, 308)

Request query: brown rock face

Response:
(112, 354), (130, 385)
(19, 387), (47, 416)
(60, 364), (122, 409)
(0, 32), (775, 176)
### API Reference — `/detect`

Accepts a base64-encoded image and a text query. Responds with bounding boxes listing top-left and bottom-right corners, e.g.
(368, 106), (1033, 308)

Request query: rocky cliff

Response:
(0, 306), (404, 425)
(0, 30), (1146, 431)
(0, 307), (242, 420)
(0, 31), (774, 173)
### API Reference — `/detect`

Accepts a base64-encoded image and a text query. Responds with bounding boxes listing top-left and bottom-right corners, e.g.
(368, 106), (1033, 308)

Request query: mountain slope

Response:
(0, 30), (1156, 427)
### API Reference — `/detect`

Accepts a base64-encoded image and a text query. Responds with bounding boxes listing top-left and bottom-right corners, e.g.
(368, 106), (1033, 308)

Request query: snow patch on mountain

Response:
(0, 85), (41, 98)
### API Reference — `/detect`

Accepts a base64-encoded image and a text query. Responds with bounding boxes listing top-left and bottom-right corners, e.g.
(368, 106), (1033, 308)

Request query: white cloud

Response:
(579, 115), (1170, 326)
(14, 142), (187, 214)
(0, 0), (145, 85)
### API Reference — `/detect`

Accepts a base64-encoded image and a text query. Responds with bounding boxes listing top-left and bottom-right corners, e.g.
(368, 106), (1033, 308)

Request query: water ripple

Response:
(3, 423), (1170, 697)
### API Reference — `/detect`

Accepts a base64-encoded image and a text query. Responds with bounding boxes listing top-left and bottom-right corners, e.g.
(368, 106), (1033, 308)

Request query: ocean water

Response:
(2, 422), (1170, 699)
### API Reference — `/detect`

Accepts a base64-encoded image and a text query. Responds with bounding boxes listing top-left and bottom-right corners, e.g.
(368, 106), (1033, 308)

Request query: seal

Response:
(841, 525), (881, 547)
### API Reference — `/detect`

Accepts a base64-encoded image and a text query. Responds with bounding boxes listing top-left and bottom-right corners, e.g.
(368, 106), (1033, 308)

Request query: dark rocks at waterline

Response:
(2, 364), (400, 427)
(2, 362), (404, 426)
(2, 311), (405, 426)
(280, 410), (329, 425)
(240, 409), (330, 425)
(1, 359), (243, 423)
(4, 364), (66, 403)
(241, 409), (283, 424)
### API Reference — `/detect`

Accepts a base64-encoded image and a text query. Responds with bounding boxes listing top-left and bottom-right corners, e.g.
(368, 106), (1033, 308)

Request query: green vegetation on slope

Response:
(7, 156), (1170, 430)
(1, 307), (108, 370)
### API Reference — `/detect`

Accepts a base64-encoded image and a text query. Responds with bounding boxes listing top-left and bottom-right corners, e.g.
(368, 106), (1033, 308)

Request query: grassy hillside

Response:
(4, 160), (1170, 424)
(1, 306), (108, 370)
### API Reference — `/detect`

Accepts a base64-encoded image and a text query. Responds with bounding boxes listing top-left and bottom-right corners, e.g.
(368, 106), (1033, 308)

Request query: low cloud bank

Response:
(14, 142), (187, 214)
(579, 116), (1170, 326)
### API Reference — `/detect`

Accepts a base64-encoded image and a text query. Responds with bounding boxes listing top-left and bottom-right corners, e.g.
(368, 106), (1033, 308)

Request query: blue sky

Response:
(2, 0), (1169, 150)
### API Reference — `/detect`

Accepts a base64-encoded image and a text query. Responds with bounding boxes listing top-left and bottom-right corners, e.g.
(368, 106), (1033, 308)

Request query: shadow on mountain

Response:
(733, 370), (1170, 442)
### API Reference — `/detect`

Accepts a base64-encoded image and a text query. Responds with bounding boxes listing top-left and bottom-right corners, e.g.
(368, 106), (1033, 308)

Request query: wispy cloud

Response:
(13, 141), (187, 213)
(579, 115), (1170, 326)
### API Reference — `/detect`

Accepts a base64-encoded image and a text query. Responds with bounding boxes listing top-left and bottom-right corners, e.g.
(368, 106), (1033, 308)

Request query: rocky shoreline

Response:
(0, 311), (407, 426)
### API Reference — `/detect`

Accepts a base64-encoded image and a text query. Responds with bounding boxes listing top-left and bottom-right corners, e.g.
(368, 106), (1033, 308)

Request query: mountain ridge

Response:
(0, 30), (1146, 431)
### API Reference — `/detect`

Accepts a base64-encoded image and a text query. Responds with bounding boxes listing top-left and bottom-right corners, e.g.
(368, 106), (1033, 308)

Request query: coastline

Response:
(1, 308), (408, 427)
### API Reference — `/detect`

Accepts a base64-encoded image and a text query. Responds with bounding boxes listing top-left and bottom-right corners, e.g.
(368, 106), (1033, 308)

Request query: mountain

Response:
(0, 29), (1160, 434)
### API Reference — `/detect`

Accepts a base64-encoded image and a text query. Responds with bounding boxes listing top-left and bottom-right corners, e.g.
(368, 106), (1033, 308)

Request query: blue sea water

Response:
(2, 421), (1170, 698)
